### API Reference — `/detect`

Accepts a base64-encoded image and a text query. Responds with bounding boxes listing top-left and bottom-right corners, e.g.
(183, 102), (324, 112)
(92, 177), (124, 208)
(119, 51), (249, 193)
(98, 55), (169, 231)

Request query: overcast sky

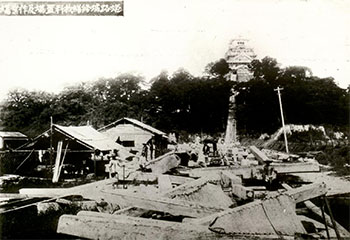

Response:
(0, 0), (349, 101)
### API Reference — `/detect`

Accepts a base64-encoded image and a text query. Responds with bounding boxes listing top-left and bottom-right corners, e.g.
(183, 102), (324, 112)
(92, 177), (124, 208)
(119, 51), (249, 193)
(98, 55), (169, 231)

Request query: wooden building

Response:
(19, 124), (134, 176)
(0, 131), (28, 150)
(99, 118), (168, 157)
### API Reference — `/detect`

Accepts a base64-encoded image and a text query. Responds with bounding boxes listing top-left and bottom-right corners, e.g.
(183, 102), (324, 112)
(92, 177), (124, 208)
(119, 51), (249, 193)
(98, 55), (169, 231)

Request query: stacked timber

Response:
(3, 147), (350, 239)
(54, 170), (346, 239)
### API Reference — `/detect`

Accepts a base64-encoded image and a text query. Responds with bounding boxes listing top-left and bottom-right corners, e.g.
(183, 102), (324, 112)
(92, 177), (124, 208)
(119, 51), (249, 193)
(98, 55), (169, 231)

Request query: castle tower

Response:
(225, 38), (256, 82)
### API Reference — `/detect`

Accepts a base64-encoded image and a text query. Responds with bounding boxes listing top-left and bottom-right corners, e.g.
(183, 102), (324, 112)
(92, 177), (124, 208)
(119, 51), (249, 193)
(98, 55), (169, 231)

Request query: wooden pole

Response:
(93, 148), (96, 178)
(321, 200), (331, 239)
(324, 196), (341, 240)
(274, 87), (289, 153)
(50, 116), (53, 174)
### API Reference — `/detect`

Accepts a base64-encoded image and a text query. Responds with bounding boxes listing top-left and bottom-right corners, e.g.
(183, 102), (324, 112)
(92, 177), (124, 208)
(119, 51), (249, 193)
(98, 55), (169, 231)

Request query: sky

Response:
(0, 0), (349, 102)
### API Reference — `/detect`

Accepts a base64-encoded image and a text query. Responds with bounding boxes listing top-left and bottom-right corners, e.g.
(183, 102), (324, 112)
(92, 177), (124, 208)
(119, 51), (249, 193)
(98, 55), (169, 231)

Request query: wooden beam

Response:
(189, 195), (306, 236)
(145, 151), (180, 174)
(88, 189), (224, 218)
(57, 213), (236, 240)
(166, 174), (194, 185)
(19, 188), (68, 198)
(232, 184), (254, 200)
(283, 183), (327, 203)
(19, 178), (116, 198)
(162, 177), (216, 198)
(220, 171), (242, 188)
(0, 193), (28, 202)
(158, 175), (172, 192)
(282, 183), (350, 238)
(249, 145), (270, 164)
(185, 165), (257, 179)
(160, 175), (234, 209)
(272, 162), (319, 173)
(111, 206), (149, 217)
(185, 162), (319, 180)
(52, 141), (63, 183)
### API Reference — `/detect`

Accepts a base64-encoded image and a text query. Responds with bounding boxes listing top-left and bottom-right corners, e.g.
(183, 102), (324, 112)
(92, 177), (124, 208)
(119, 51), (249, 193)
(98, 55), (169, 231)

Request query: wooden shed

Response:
(98, 118), (168, 156)
(0, 131), (28, 150)
(19, 124), (134, 176)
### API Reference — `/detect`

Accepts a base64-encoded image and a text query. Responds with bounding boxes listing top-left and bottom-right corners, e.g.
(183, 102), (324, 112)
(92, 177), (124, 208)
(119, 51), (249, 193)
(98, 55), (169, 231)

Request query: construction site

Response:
(0, 20), (349, 239)
(0, 79), (349, 240)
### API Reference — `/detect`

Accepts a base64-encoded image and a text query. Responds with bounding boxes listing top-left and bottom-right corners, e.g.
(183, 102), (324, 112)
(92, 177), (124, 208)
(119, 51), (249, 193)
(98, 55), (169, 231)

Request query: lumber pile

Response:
(54, 173), (337, 239)
(4, 146), (348, 239)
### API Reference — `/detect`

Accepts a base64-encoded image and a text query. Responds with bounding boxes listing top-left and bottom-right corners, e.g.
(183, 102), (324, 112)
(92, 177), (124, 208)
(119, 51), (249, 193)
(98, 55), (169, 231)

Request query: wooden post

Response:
(123, 165), (126, 189)
(321, 200), (331, 239)
(274, 87), (289, 153)
(57, 143), (69, 182)
(93, 148), (96, 178)
(52, 141), (63, 183)
(49, 116), (53, 172)
(324, 196), (341, 240)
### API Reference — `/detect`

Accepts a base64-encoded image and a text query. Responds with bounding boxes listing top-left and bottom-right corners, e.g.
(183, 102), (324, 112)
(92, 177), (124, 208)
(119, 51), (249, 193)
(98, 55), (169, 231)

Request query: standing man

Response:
(107, 149), (122, 188)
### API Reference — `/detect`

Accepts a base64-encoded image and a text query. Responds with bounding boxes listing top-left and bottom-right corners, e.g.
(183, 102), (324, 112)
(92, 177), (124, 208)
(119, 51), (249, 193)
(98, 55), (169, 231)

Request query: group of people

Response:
(139, 138), (156, 168)
(187, 136), (240, 166)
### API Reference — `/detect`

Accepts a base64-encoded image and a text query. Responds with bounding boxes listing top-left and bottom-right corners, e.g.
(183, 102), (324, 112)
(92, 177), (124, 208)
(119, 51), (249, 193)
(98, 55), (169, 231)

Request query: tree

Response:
(250, 57), (280, 84)
(52, 83), (96, 126)
(0, 89), (54, 137)
(89, 73), (145, 127)
(236, 56), (349, 135)
(204, 58), (230, 78)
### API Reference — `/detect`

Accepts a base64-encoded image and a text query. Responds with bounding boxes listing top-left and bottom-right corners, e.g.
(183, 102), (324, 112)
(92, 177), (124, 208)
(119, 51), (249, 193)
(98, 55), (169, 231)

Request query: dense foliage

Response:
(0, 56), (348, 139)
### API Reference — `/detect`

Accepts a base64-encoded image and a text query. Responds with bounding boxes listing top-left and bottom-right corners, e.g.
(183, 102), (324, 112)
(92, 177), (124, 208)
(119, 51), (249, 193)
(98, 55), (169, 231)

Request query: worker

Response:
(217, 138), (228, 165)
(202, 142), (210, 156)
(148, 138), (156, 160)
(141, 143), (148, 161)
(139, 143), (148, 169)
(107, 149), (122, 188)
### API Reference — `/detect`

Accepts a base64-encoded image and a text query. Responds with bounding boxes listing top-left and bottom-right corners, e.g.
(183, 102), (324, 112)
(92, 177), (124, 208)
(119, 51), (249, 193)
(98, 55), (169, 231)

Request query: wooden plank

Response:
(249, 145), (269, 164)
(272, 162), (319, 173)
(127, 172), (158, 182)
(19, 178), (116, 198)
(52, 141), (63, 183)
(57, 142), (69, 182)
(158, 175), (172, 192)
(89, 188), (224, 218)
(172, 183), (233, 209)
(260, 195), (306, 236)
(111, 206), (149, 217)
(186, 162), (319, 180)
(161, 175), (233, 209)
(190, 195), (306, 236)
(129, 172), (194, 185)
(220, 171), (242, 188)
(0, 193), (28, 200)
(166, 174), (194, 185)
(283, 184), (350, 238)
(284, 183), (327, 203)
(57, 213), (235, 240)
(245, 186), (266, 191)
(186, 165), (257, 179)
(189, 199), (263, 225)
(162, 177), (216, 198)
(145, 151), (180, 174)
(18, 188), (68, 197)
(232, 184), (254, 200)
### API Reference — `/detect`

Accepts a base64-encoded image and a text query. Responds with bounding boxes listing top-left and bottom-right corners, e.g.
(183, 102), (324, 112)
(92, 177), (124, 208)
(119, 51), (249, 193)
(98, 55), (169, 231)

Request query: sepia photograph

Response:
(0, 0), (349, 239)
